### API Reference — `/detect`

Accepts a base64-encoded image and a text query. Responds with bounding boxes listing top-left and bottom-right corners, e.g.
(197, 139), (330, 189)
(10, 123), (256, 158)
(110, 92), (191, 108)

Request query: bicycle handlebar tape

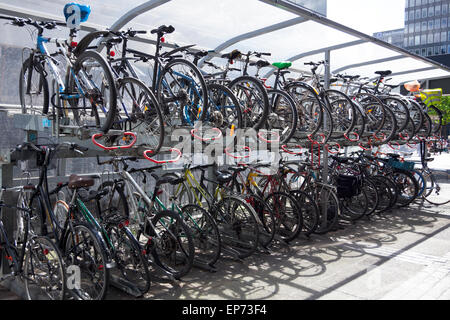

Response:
(143, 148), (182, 164)
(258, 131), (280, 144)
(224, 146), (251, 159)
(191, 128), (222, 142)
(91, 132), (137, 151)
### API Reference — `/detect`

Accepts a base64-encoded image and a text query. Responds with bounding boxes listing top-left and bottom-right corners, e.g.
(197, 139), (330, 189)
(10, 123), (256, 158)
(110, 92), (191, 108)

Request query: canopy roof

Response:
(0, 0), (449, 85)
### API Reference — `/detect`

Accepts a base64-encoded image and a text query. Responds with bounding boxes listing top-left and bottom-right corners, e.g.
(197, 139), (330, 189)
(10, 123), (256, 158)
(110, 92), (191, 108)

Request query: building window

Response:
(428, 20), (434, 30)
(435, 5), (441, 16)
(422, 21), (427, 31)
(422, 48), (427, 56)
(410, 0), (415, 6)
(421, 34), (427, 44)
(441, 45), (446, 54)
(428, 47), (433, 56)
(422, 8), (427, 18)
(429, 6), (434, 17)
(442, 18), (448, 29)
(409, 36), (414, 46)
(415, 35), (421, 45)
(434, 32), (440, 43)
(404, 38), (408, 47)
(435, 18), (440, 29)
(428, 33), (434, 44)
(410, 23), (415, 33)
(448, 45), (450, 54)
(435, 46), (440, 55)
(415, 22), (421, 32)
(409, 10), (415, 20)
(441, 31), (447, 42)
(443, 4), (448, 15)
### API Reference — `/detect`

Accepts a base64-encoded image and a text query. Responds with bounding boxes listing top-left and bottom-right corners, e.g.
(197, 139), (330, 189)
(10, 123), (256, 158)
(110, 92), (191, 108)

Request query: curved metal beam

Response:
(263, 39), (366, 78)
(332, 55), (405, 74)
(198, 17), (308, 67)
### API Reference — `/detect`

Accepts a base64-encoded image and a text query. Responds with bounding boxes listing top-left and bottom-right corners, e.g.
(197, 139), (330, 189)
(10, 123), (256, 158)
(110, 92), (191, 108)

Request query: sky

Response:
(0, 0), (448, 82)
(327, 0), (406, 35)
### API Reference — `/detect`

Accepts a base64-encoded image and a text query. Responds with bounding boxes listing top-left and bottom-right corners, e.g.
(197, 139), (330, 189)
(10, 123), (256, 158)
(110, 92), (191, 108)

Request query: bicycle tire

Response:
(24, 235), (66, 300)
(229, 75), (270, 130)
(148, 210), (195, 279)
(70, 50), (117, 133)
(156, 58), (208, 127)
(205, 82), (243, 131)
(117, 77), (164, 154)
(325, 89), (356, 139)
(181, 204), (222, 267)
(289, 190), (319, 236)
(266, 88), (298, 144)
(106, 224), (151, 296)
(214, 195), (259, 259)
(63, 222), (110, 300)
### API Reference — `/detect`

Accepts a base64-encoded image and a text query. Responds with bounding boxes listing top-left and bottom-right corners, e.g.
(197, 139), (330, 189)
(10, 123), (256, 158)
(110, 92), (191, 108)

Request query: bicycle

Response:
(0, 14), (118, 133)
(0, 187), (66, 300)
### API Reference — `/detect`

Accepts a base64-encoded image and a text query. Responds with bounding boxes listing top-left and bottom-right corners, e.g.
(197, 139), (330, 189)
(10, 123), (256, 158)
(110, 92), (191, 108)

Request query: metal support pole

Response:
(321, 51), (331, 229)
(0, 163), (14, 276)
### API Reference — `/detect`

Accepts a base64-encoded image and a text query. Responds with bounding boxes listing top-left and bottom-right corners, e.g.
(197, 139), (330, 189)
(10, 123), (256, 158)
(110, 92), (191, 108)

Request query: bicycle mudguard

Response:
(91, 132), (137, 150)
(73, 30), (110, 57)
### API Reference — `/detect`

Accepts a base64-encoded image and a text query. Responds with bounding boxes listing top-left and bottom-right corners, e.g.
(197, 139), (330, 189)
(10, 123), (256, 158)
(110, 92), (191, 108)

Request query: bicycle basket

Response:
(387, 159), (415, 171)
(336, 174), (362, 198)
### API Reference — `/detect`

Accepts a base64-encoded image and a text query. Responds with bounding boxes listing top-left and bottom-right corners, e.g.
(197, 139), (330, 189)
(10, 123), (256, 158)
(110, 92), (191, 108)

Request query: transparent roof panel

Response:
(0, 0), (448, 83)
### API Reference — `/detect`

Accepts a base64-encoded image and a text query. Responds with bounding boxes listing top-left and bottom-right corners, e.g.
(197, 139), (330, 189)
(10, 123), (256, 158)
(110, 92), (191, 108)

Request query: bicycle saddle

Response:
(214, 170), (233, 184)
(152, 172), (184, 186)
(375, 70), (392, 77)
(68, 174), (95, 189)
(226, 166), (247, 174)
(249, 60), (271, 68)
(221, 49), (242, 61)
(150, 25), (175, 36)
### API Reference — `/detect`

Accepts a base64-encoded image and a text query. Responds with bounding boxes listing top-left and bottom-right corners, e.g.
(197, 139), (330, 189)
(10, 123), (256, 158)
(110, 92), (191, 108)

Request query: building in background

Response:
(373, 28), (405, 48)
(287, 0), (327, 16)
(403, 0), (450, 57)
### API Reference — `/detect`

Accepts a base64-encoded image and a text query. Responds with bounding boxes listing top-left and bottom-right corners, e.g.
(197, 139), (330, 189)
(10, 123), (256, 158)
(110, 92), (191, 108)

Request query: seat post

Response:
(273, 69), (281, 90)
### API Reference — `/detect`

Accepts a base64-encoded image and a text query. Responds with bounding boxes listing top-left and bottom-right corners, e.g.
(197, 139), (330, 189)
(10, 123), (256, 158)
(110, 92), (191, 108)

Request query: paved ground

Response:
(100, 181), (450, 301)
(2, 184), (449, 301)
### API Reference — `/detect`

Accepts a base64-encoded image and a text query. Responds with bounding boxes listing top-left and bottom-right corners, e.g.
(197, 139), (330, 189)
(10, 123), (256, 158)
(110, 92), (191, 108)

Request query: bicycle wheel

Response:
(181, 204), (221, 267)
(148, 210), (195, 279)
(117, 77), (164, 154)
(353, 93), (385, 138)
(242, 193), (276, 249)
(407, 100), (424, 137)
(427, 105), (443, 135)
(156, 58), (208, 127)
(107, 224), (150, 296)
(422, 170), (450, 205)
(214, 196), (259, 259)
(362, 178), (379, 216)
(284, 81), (323, 138)
(205, 82), (243, 132)
(307, 185), (340, 234)
(96, 181), (129, 220)
(229, 75), (269, 130)
(340, 188), (369, 221)
(325, 89), (356, 139)
(24, 236), (66, 300)
(266, 89), (298, 144)
(380, 96), (410, 133)
(264, 192), (302, 242)
(377, 175), (399, 210)
(392, 170), (419, 208)
(370, 176), (393, 214)
(19, 56), (49, 115)
(69, 50), (117, 133)
(289, 190), (319, 236)
(63, 222), (110, 300)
